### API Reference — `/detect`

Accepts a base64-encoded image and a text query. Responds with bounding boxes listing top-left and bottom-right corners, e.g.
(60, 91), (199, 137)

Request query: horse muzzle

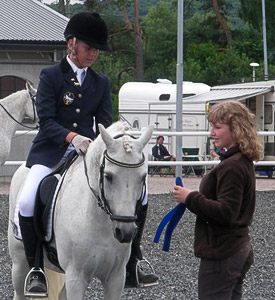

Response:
(113, 221), (137, 243)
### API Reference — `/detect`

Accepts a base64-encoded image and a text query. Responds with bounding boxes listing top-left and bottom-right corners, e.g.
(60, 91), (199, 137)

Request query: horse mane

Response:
(0, 89), (27, 103)
(86, 121), (132, 168)
(122, 135), (133, 153)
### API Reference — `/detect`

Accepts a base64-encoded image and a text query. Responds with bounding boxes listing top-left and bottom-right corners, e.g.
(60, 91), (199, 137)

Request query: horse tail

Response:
(45, 268), (65, 300)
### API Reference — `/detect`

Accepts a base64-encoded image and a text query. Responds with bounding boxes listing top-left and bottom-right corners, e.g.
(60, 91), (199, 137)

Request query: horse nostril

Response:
(115, 228), (123, 242)
(114, 226), (136, 244)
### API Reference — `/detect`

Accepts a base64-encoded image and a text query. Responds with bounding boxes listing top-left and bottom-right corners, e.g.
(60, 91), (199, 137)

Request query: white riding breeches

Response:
(142, 188), (148, 206)
(18, 164), (54, 217)
(19, 145), (74, 217)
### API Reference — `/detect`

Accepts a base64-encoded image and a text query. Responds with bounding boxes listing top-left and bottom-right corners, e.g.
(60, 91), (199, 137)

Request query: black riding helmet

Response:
(64, 12), (109, 51)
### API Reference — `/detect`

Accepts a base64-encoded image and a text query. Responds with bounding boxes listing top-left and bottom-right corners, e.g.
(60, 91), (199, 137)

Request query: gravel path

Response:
(1, 191), (275, 299)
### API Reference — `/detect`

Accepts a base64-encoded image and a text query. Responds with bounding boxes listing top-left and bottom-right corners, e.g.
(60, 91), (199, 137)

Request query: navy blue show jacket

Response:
(26, 58), (113, 168)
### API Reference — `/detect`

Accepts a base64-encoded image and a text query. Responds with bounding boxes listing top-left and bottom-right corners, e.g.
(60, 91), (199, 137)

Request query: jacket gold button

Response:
(78, 93), (82, 98)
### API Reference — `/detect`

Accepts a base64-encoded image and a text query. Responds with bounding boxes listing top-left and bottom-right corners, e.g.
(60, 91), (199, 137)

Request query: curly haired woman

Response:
(174, 101), (263, 300)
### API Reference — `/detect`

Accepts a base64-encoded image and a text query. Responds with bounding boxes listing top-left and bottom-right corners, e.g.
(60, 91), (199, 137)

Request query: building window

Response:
(265, 104), (272, 124)
(0, 76), (26, 98)
(133, 119), (140, 129)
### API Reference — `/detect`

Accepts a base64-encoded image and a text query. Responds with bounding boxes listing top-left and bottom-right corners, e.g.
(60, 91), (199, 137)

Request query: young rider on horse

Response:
(18, 12), (157, 297)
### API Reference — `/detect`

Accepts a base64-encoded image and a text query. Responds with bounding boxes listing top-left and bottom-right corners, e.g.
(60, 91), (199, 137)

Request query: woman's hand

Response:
(174, 185), (192, 204)
(71, 134), (92, 155)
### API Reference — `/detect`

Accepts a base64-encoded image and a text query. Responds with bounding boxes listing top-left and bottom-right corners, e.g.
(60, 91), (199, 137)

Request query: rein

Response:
(0, 90), (39, 130)
(82, 145), (146, 223)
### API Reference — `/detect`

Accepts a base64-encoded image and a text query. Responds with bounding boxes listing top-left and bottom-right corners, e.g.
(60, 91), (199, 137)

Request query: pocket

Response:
(240, 247), (254, 277)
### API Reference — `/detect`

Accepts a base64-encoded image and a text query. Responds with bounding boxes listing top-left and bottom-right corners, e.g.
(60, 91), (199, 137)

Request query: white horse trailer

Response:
(119, 79), (210, 130)
(119, 80), (275, 173)
(118, 79), (211, 153)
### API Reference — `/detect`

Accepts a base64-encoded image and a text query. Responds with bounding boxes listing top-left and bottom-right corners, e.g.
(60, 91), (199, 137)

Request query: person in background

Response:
(17, 12), (157, 297)
(174, 101), (262, 300)
(152, 135), (176, 173)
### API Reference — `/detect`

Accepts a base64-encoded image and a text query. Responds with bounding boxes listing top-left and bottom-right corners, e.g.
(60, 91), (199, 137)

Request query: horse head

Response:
(98, 123), (153, 243)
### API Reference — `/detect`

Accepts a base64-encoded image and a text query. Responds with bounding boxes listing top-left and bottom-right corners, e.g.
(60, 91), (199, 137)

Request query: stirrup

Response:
(135, 258), (159, 288)
(24, 267), (49, 298)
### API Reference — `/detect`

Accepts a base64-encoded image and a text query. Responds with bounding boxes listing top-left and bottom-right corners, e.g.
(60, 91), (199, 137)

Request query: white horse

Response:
(8, 121), (153, 300)
(0, 82), (37, 166)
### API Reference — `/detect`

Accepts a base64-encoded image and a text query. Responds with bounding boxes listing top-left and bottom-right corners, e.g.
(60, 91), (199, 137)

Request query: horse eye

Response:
(104, 173), (113, 182)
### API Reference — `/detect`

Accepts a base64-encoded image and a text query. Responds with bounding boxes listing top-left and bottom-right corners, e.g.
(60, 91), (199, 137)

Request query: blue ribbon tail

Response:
(153, 206), (178, 244)
(154, 176), (186, 252)
(175, 176), (183, 187)
(162, 203), (186, 252)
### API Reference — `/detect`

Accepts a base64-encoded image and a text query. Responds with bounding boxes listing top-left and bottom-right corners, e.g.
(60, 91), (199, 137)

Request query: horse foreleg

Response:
(8, 232), (29, 300)
(11, 259), (29, 300)
(62, 269), (89, 300)
(102, 268), (125, 300)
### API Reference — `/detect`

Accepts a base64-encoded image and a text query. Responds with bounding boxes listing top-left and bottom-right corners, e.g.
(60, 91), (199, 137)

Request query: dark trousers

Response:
(198, 242), (254, 300)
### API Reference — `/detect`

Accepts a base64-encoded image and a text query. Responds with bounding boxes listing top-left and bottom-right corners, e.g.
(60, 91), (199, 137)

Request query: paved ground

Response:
(1, 175), (275, 299)
(1, 175), (274, 196)
(148, 175), (275, 194)
(1, 189), (275, 299)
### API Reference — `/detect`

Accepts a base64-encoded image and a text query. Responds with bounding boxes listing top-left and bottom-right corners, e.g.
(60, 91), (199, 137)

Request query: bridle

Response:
(82, 135), (147, 223)
(0, 90), (39, 130)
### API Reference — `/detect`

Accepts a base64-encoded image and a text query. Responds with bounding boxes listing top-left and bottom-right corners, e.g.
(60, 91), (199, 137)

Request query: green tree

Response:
(239, 0), (275, 64)
(184, 12), (226, 49)
(184, 42), (252, 85)
(231, 26), (263, 63)
(85, 0), (145, 81)
(197, 0), (234, 46)
(143, 1), (177, 82)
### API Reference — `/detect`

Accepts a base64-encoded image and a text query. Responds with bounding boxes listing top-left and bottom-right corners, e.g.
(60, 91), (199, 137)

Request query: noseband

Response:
(82, 137), (147, 223)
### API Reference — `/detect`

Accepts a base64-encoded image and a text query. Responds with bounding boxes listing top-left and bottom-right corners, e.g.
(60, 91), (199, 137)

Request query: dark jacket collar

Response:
(221, 145), (240, 160)
(61, 57), (72, 73)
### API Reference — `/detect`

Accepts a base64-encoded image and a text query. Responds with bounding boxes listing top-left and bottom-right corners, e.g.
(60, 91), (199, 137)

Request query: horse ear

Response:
(26, 81), (36, 95)
(137, 125), (154, 148)
(99, 123), (114, 148)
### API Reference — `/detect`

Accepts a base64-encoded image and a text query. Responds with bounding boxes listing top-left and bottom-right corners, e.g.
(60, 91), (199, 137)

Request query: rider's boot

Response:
(19, 213), (48, 298)
(125, 203), (159, 288)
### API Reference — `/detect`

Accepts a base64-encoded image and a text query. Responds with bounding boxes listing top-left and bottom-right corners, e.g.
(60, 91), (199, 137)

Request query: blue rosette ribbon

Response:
(153, 177), (186, 252)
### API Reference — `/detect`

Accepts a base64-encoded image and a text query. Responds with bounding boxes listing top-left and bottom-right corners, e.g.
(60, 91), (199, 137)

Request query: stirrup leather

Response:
(135, 258), (159, 288)
(24, 267), (49, 298)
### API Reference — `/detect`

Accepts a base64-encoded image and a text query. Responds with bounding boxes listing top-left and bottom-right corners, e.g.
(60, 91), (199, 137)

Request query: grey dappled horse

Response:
(0, 82), (37, 165)
(8, 121), (153, 300)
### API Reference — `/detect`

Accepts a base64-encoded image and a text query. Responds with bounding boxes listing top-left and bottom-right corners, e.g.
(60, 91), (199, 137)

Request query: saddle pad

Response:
(12, 172), (66, 241)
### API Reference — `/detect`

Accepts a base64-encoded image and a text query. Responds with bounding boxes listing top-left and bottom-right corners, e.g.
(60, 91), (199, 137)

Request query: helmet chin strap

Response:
(71, 37), (84, 69)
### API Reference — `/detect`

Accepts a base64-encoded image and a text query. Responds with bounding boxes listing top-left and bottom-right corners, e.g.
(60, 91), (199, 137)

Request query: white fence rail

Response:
(3, 130), (275, 168)
(148, 161), (275, 167)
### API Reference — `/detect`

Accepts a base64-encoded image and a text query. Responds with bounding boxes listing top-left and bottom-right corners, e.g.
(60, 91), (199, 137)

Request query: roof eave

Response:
(0, 40), (67, 50)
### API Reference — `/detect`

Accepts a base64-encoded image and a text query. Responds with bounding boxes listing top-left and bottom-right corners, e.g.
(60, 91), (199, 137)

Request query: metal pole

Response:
(262, 0), (268, 80)
(176, 0), (183, 178)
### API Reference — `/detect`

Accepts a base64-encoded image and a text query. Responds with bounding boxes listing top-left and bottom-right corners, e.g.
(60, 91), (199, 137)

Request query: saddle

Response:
(33, 150), (78, 269)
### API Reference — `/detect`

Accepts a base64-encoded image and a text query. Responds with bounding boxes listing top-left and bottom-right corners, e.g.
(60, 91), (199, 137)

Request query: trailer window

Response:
(264, 105), (272, 124)
(183, 93), (195, 98)
(159, 94), (170, 101)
